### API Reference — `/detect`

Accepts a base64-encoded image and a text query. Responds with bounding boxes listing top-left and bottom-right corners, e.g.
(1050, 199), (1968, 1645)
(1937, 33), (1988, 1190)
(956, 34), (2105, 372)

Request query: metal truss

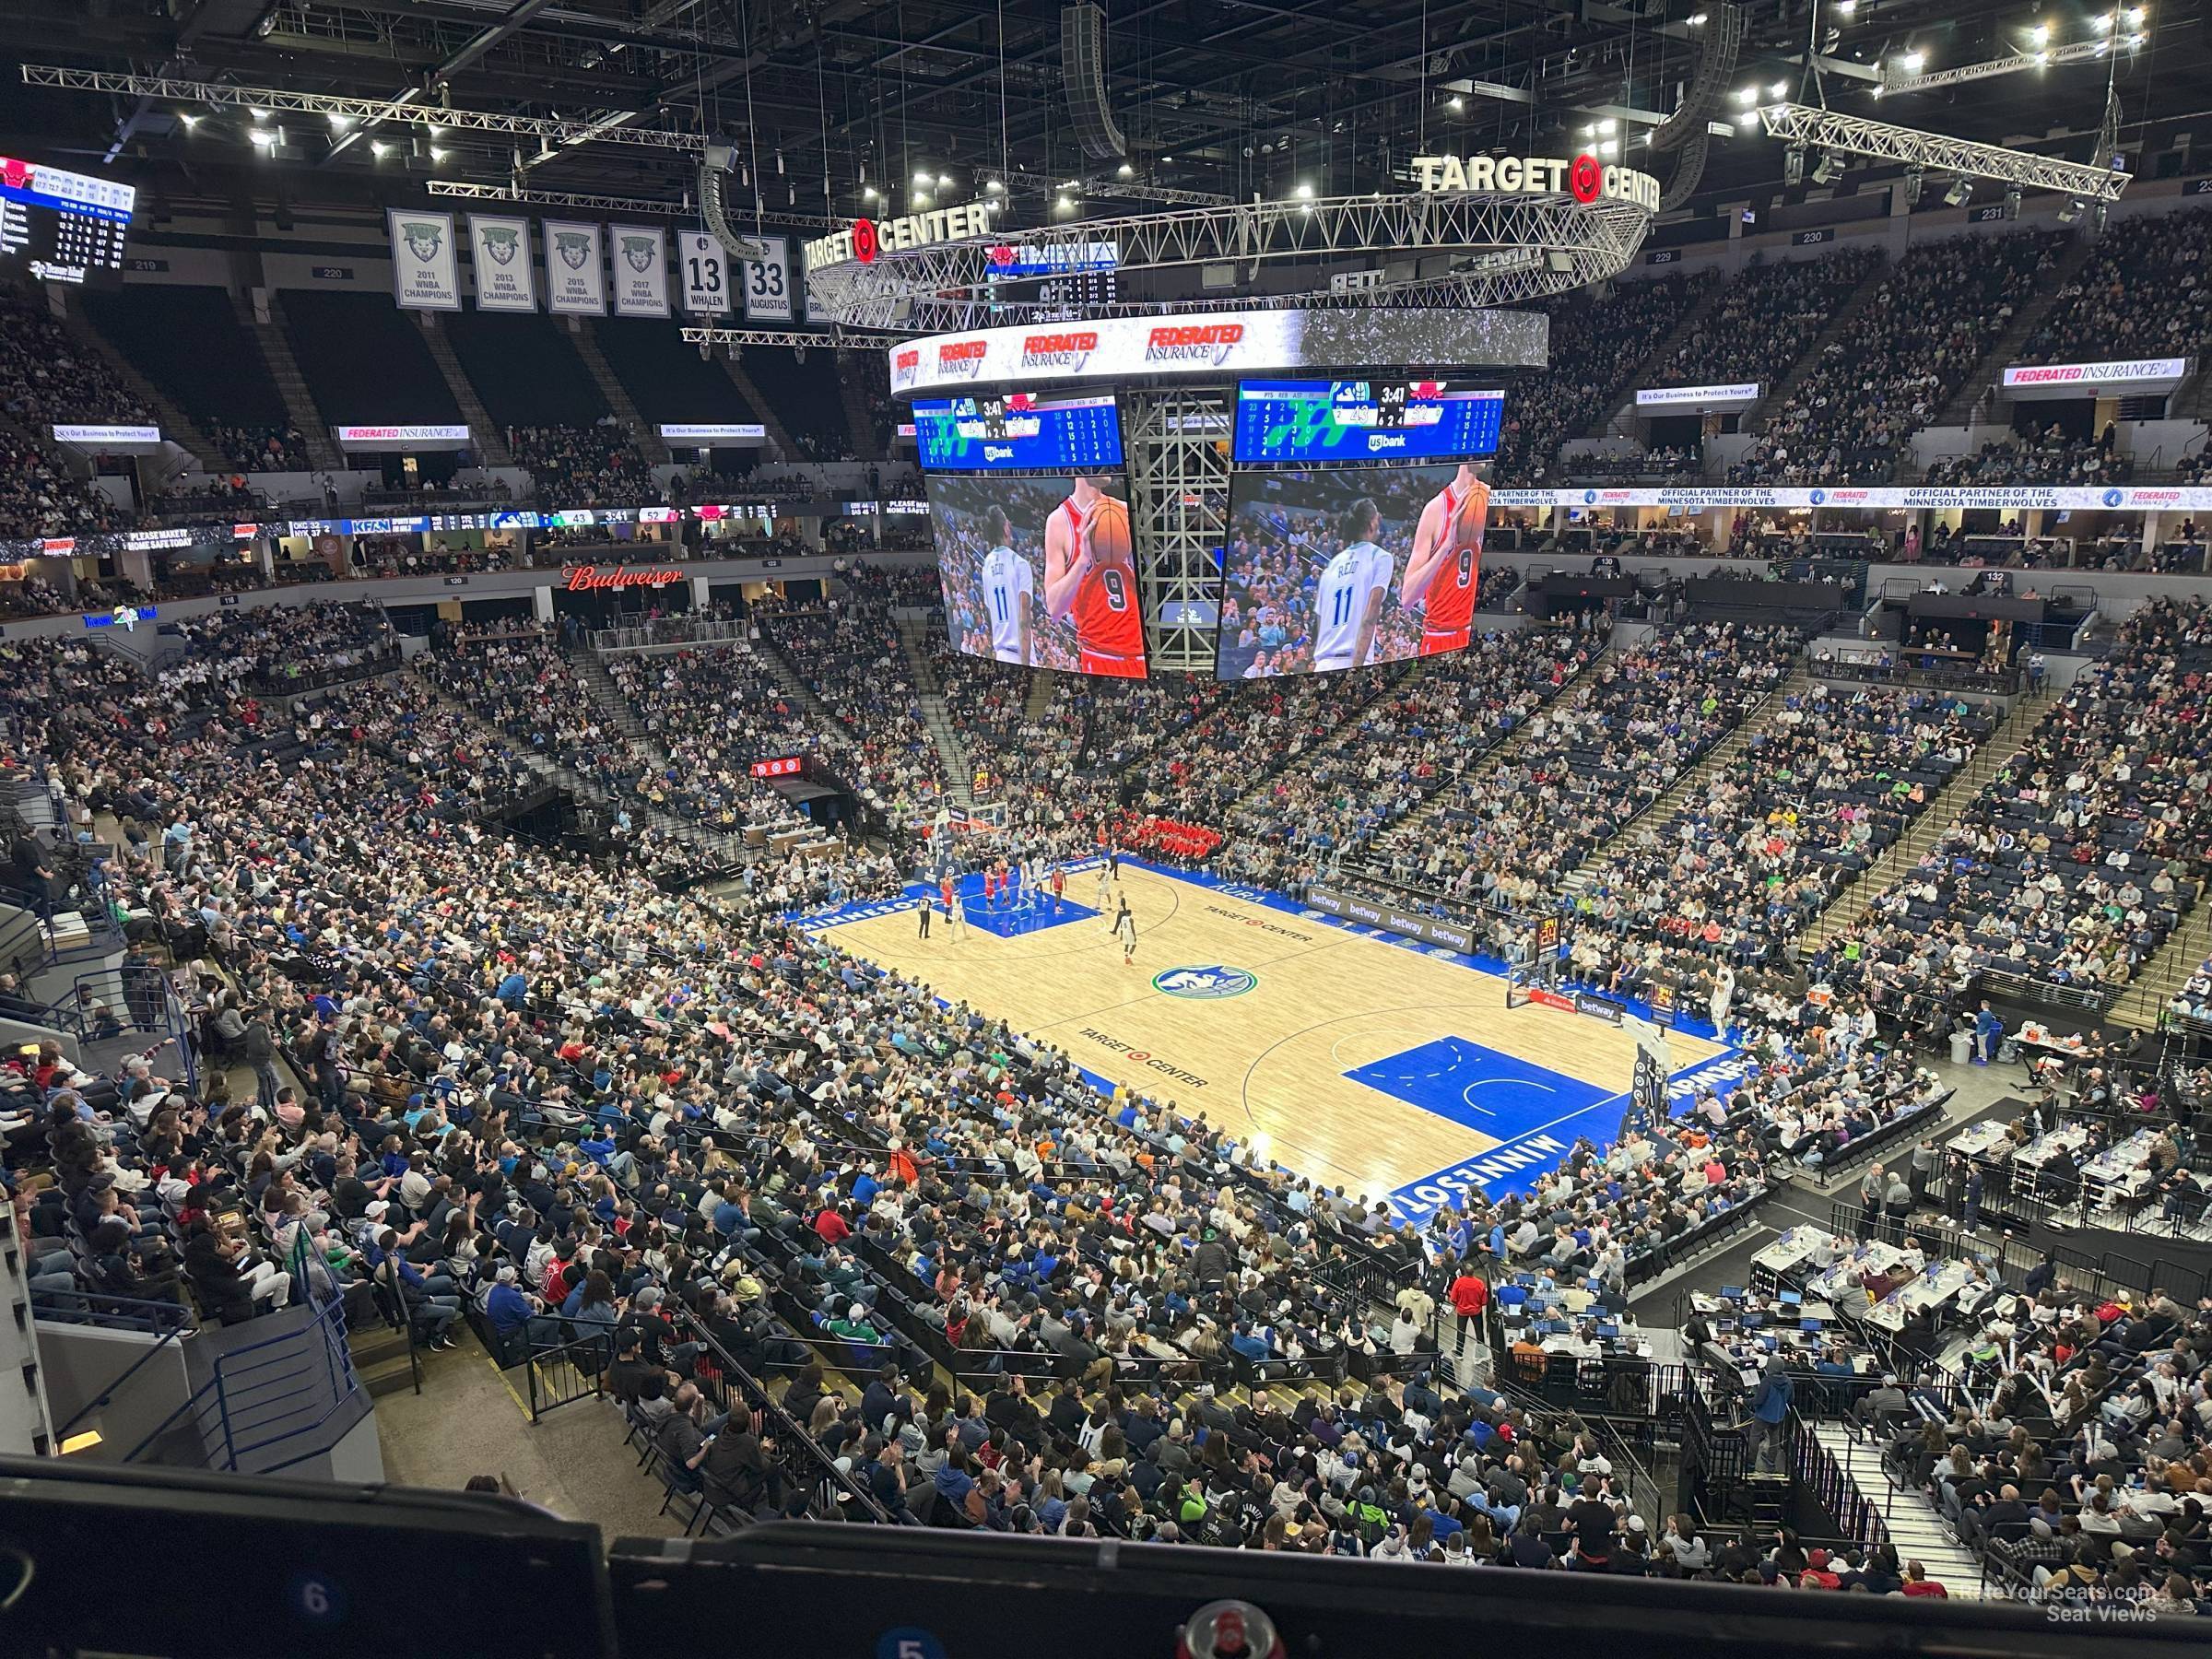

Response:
(1758, 102), (2130, 202)
(19, 64), (706, 153)
(1082, 179), (1237, 206)
(1877, 38), (2131, 95)
(807, 191), (1651, 331)
(680, 327), (869, 352)
(1123, 389), (1230, 676)
(428, 181), (691, 215)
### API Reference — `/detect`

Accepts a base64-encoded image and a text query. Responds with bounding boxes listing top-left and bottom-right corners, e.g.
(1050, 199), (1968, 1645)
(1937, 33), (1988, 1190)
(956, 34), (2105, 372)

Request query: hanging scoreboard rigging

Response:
(0, 156), (134, 286)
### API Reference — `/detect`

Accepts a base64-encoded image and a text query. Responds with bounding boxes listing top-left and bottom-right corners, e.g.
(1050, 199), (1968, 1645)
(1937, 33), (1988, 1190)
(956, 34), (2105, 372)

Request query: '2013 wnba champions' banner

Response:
(468, 216), (536, 312)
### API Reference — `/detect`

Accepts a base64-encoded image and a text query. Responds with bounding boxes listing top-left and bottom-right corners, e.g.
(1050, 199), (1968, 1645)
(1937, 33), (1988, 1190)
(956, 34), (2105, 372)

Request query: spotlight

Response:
(1783, 142), (1806, 184)
(913, 170), (931, 186)
(2030, 23), (2051, 46)
(1811, 151), (1844, 184)
(1687, 10), (1709, 23)
(1293, 182), (1312, 198)
(2127, 6), (2147, 22)
(179, 112), (199, 128)
(328, 113), (353, 132)
(1903, 165), (1924, 205)
(1598, 139), (1618, 157)
(984, 178), (1003, 192)
(371, 140), (391, 159)
(430, 147), (448, 163)
(1447, 95), (1464, 111)
(1598, 118), (1618, 135)
(2057, 198), (2086, 223)
(1832, 0), (1855, 12)
(1735, 87), (1759, 104)
(1117, 161), (1134, 177)
(248, 127), (275, 147)
(2094, 11), (2114, 29)
(1945, 178), (1972, 206)
(1769, 79), (1789, 98)
(1546, 251), (1575, 273)
(863, 185), (878, 200)
(937, 172), (953, 188)
(250, 107), (268, 122)
(1901, 51), (1925, 71)
(2004, 185), (2022, 218)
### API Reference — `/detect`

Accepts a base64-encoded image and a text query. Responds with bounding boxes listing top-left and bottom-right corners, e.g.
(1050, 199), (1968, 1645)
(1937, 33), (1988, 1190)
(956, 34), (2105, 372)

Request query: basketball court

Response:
(809, 860), (1734, 1219)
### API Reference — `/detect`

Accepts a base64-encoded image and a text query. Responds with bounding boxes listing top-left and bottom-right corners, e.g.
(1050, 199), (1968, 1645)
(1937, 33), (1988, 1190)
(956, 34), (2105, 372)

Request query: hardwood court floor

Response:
(820, 865), (1724, 1206)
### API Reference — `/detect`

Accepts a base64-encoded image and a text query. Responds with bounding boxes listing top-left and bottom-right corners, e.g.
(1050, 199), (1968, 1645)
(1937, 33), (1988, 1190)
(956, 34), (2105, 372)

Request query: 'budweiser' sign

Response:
(562, 564), (686, 592)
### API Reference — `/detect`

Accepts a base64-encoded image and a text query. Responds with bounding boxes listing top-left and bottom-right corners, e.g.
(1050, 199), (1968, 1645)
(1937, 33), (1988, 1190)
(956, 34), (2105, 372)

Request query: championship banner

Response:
(387, 208), (461, 311)
(678, 229), (732, 315)
(468, 215), (536, 312)
(610, 224), (670, 318)
(544, 220), (606, 315)
(740, 234), (794, 323)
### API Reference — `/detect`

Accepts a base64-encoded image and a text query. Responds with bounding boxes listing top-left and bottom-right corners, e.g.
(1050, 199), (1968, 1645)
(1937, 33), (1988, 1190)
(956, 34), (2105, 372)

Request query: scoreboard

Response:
(914, 393), (1124, 472)
(1232, 379), (1504, 465)
(0, 156), (134, 285)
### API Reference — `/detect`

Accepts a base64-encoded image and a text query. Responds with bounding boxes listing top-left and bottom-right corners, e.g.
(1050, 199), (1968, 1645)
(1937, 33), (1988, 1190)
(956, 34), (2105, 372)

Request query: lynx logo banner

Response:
(387, 208), (460, 311)
(610, 224), (670, 318)
(544, 220), (606, 315)
(467, 215), (535, 312)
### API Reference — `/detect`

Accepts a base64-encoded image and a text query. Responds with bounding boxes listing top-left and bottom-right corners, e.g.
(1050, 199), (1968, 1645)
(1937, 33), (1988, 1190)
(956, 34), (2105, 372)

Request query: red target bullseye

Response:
(1569, 153), (1604, 205)
(852, 217), (880, 263)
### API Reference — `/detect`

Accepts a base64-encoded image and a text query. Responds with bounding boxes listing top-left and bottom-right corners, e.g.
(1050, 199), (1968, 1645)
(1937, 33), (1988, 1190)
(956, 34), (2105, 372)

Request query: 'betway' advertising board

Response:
(1305, 883), (1477, 954)
(1492, 484), (2212, 512)
(888, 308), (1548, 394)
(1999, 356), (2188, 396)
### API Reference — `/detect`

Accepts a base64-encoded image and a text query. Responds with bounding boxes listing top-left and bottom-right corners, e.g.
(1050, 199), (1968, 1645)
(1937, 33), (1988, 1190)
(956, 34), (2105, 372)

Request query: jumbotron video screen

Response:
(1218, 462), (1489, 679)
(927, 472), (1149, 679)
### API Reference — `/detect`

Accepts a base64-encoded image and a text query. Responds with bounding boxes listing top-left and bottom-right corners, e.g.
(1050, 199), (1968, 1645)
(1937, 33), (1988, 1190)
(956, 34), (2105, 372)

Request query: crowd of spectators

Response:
(2022, 206), (2212, 367)
(1491, 275), (1697, 486)
(1924, 425), (2132, 488)
(1650, 249), (1882, 408)
(0, 432), (131, 538)
(509, 423), (658, 508)
(1735, 234), (2051, 486)
(211, 424), (311, 472)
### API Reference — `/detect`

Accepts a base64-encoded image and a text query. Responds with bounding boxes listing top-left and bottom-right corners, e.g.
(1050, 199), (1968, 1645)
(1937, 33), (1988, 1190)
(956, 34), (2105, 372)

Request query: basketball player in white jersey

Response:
(1311, 497), (1394, 672)
(974, 504), (1035, 665)
(1111, 898), (1138, 965)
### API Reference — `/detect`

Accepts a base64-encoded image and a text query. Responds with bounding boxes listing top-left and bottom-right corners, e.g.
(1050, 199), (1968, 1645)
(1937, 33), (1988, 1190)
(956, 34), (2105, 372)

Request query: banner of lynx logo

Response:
(386, 208), (460, 311)
(467, 215), (535, 312)
(610, 224), (670, 318)
(544, 220), (606, 315)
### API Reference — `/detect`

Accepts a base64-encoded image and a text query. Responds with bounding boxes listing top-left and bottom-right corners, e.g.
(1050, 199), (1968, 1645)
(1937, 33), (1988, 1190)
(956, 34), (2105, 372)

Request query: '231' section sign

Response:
(677, 231), (796, 322)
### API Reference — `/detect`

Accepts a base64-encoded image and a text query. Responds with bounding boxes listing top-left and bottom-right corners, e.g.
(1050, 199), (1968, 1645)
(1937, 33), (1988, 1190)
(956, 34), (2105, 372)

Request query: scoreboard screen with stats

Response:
(0, 155), (134, 286)
(913, 393), (1124, 472)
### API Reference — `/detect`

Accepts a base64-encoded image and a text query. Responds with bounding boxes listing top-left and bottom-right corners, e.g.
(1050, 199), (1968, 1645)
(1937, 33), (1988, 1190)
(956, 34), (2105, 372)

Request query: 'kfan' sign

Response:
(561, 564), (687, 592)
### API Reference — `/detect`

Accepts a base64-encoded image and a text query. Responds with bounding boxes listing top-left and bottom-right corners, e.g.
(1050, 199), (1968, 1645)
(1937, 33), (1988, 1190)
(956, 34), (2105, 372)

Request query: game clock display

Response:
(1233, 379), (1504, 465)
(913, 394), (1124, 473)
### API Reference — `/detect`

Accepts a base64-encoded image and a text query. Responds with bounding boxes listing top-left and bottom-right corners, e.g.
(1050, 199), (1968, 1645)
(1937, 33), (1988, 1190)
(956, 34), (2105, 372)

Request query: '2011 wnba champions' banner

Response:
(387, 208), (461, 311)
(468, 216), (536, 312)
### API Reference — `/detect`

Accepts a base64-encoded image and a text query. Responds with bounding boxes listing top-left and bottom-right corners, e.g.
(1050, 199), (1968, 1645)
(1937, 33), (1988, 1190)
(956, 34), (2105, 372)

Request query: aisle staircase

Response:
(1806, 1420), (1987, 1598)
(836, 348), (883, 459)
(414, 312), (512, 465)
(1798, 687), (2053, 954)
(1932, 233), (2099, 427)
(243, 293), (342, 470)
(749, 623), (843, 731)
(1559, 662), (1809, 900)
(1586, 279), (1731, 442)
(2109, 898), (2212, 1031)
(53, 301), (226, 473)
(1749, 256), (1894, 433)
(719, 352), (796, 459)
(892, 616), (972, 807)
(573, 320), (669, 464)
(1023, 670), (1058, 722)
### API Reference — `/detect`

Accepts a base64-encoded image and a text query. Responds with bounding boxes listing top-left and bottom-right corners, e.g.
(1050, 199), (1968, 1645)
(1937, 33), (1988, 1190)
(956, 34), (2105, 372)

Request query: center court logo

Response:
(1151, 964), (1257, 999)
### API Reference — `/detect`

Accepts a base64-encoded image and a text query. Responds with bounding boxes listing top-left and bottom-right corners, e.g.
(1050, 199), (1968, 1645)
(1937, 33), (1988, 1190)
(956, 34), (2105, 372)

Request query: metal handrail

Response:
(121, 1295), (358, 1470)
(48, 1299), (196, 1439)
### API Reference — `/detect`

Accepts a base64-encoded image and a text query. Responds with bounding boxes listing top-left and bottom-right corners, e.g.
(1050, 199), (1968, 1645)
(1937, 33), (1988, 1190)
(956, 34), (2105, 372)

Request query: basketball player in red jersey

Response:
(1042, 476), (1146, 678)
(1400, 463), (1490, 656)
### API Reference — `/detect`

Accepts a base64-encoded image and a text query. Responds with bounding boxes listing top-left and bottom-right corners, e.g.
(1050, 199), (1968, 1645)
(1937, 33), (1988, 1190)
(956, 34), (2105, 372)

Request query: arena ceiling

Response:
(4, 0), (2209, 228)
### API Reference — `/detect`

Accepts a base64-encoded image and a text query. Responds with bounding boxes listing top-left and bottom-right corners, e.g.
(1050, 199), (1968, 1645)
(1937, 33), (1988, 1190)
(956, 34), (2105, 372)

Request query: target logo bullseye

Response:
(1569, 153), (1604, 205)
(852, 218), (880, 263)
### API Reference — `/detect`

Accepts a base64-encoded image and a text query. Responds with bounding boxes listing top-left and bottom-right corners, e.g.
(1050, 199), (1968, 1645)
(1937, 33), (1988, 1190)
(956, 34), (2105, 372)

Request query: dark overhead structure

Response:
(1062, 4), (1127, 163)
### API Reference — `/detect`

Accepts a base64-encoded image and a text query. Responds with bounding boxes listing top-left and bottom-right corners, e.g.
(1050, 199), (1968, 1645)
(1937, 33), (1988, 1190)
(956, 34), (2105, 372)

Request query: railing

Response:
(592, 618), (747, 653)
(48, 1296), (197, 1442)
(29, 966), (200, 1093)
(526, 1332), (612, 1422)
(123, 1295), (359, 1476)
(1787, 1411), (1888, 1551)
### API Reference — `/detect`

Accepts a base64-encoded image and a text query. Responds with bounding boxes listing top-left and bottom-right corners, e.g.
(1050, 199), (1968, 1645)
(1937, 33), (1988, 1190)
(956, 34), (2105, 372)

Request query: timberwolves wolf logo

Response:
(1152, 965), (1257, 1000)
(402, 220), (443, 264)
(621, 234), (657, 274)
(479, 225), (521, 266)
(555, 230), (594, 271)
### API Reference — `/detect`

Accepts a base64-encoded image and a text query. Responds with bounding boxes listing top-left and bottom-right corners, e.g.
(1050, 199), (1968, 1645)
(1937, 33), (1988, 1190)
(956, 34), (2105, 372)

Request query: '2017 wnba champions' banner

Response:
(387, 208), (461, 311)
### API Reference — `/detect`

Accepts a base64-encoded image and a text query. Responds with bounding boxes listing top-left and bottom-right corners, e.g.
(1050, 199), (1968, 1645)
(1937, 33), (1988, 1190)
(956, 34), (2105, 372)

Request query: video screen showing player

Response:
(926, 471), (1149, 679)
(1216, 461), (1488, 679)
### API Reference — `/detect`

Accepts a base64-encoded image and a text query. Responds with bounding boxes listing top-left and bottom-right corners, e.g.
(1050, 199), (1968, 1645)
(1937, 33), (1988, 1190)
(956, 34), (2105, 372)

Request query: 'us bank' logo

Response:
(1151, 964), (1257, 999)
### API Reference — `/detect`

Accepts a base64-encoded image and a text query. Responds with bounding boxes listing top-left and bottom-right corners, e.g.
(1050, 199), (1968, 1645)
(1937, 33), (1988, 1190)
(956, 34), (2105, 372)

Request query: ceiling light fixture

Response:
(1735, 87), (1759, 104)
(1770, 79), (1789, 97)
